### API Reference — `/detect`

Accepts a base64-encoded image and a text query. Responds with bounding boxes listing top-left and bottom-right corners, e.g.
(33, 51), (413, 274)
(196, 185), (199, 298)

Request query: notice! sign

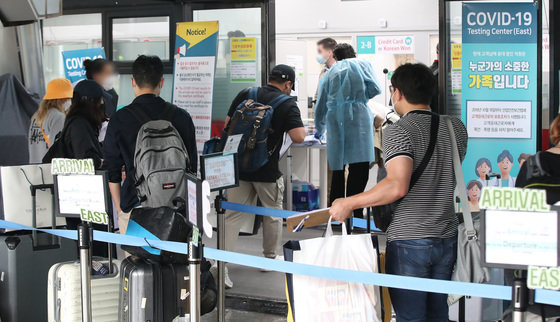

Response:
(173, 21), (219, 154)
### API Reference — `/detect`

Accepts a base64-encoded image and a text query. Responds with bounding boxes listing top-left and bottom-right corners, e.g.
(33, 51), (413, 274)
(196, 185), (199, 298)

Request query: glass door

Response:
(188, 2), (270, 130)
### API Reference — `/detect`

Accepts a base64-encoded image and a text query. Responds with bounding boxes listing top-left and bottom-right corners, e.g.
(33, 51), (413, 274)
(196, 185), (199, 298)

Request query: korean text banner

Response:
(461, 2), (537, 202)
(62, 48), (106, 85)
(173, 21), (219, 153)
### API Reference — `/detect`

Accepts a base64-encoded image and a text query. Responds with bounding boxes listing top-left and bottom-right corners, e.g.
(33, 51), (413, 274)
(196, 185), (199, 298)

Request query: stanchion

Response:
(78, 222), (92, 322)
(513, 273), (529, 322)
(215, 191), (226, 322)
(188, 238), (202, 322)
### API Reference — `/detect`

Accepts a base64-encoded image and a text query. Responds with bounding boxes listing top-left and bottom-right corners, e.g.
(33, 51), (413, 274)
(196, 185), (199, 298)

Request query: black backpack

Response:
(521, 151), (560, 205)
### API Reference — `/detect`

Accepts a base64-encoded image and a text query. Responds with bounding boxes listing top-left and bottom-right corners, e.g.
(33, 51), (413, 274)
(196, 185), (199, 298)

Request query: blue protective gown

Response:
(314, 58), (381, 171)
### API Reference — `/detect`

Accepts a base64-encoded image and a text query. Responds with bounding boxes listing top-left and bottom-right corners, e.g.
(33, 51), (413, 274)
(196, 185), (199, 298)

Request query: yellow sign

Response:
(451, 44), (462, 69)
(230, 37), (256, 60)
(176, 21), (219, 50)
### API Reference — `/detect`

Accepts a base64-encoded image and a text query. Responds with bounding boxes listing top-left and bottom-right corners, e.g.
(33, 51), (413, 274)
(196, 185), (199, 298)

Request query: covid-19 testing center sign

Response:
(62, 48), (106, 85)
(461, 2), (538, 188)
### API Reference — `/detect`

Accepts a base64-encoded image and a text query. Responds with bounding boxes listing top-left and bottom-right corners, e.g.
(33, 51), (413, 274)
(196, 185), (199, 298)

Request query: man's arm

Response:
(330, 156), (413, 222)
(102, 115), (124, 213)
(109, 182), (122, 214)
(288, 127), (305, 144)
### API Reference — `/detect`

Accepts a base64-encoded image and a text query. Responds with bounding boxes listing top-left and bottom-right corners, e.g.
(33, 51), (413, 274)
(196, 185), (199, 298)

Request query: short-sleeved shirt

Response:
(382, 110), (468, 242)
(28, 108), (65, 164)
(227, 85), (304, 182)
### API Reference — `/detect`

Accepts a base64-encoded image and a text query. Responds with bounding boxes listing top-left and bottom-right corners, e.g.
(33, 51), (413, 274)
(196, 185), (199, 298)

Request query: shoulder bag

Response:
(445, 116), (490, 284)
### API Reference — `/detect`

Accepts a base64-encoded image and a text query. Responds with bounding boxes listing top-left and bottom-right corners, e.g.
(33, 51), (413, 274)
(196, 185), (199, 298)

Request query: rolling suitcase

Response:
(0, 183), (75, 322)
(48, 196), (119, 322)
(47, 258), (121, 322)
(119, 256), (188, 322)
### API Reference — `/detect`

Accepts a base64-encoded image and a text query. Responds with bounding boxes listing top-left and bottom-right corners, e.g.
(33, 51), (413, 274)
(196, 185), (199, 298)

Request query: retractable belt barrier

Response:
(1, 217), (559, 306)
(220, 201), (379, 230)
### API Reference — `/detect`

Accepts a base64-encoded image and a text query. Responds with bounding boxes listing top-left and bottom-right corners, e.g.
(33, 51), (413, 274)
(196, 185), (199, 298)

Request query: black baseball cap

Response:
(270, 64), (296, 90)
(74, 79), (103, 100)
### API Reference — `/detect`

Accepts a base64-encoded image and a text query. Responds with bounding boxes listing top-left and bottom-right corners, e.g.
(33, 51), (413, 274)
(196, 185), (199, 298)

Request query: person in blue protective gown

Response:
(314, 43), (381, 218)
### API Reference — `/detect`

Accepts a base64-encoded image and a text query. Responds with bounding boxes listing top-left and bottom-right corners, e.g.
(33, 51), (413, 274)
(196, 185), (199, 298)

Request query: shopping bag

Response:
(0, 163), (66, 232)
(283, 218), (381, 322)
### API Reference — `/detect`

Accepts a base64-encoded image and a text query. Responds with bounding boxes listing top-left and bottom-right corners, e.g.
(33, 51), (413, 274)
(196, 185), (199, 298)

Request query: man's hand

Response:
(329, 198), (354, 222)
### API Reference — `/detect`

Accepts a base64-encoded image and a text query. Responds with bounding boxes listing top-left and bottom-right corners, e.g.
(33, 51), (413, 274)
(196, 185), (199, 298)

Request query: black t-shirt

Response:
(516, 151), (560, 204)
(227, 85), (304, 182)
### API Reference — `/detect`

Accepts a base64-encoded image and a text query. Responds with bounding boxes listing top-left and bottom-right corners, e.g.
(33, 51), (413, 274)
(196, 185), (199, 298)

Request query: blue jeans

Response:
(386, 237), (457, 322)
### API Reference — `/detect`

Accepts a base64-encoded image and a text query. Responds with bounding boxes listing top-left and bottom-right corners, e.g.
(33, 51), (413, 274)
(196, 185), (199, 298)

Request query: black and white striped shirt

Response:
(382, 110), (468, 242)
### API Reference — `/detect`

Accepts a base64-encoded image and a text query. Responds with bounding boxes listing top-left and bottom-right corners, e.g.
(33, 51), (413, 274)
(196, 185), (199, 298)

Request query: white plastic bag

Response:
(292, 218), (381, 322)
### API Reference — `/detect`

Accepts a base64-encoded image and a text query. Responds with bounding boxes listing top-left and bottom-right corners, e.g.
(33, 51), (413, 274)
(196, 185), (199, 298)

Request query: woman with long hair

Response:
(28, 78), (72, 163)
(63, 79), (106, 169)
(63, 79), (111, 257)
(83, 58), (118, 117)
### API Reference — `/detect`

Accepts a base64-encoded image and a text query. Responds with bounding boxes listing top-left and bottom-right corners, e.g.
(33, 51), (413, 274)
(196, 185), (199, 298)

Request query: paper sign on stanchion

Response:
(200, 152), (239, 322)
(51, 158), (115, 322)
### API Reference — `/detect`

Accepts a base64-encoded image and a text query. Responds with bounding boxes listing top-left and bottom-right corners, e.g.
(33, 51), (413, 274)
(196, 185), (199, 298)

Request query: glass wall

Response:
(42, 13), (102, 84)
(112, 16), (170, 62)
(193, 7), (262, 122)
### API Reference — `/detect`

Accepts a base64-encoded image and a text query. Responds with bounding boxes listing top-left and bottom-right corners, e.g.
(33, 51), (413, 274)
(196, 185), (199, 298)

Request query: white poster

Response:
(173, 56), (216, 153)
(466, 100), (531, 139)
(286, 55), (304, 97)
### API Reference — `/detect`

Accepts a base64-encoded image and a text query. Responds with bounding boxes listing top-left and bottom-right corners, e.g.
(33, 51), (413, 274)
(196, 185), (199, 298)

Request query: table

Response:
(285, 142), (328, 210)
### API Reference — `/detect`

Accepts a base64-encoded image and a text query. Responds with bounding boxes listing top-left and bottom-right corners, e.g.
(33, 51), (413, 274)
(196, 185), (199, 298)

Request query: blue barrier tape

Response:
(2, 219), (560, 306)
(221, 201), (297, 219)
(0, 220), (188, 255)
(221, 201), (379, 231)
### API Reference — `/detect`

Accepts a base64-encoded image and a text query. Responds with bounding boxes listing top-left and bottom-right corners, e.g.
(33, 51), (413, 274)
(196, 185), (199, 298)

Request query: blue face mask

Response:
(316, 54), (326, 65)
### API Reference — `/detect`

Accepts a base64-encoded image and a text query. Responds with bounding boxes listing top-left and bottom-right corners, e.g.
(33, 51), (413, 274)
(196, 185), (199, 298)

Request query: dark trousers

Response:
(329, 162), (370, 218)
(386, 237), (457, 322)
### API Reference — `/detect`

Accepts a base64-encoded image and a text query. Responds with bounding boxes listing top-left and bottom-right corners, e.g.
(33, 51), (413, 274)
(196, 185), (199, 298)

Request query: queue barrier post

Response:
(78, 222), (93, 322)
(215, 191), (227, 322)
(188, 238), (203, 322)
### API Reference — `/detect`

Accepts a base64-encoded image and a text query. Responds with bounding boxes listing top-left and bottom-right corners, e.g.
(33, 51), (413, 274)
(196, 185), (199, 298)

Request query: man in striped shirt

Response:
(330, 63), (467, 321)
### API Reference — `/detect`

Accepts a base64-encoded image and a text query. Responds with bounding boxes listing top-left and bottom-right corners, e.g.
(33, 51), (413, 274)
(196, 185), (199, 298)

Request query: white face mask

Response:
(62, 99), (72, 111)
(102, 75), (116, 91)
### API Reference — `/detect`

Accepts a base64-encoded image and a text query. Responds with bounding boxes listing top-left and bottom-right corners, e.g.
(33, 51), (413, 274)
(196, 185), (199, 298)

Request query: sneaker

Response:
(210, 262), (233, 289)
(261, 255), (284, 272)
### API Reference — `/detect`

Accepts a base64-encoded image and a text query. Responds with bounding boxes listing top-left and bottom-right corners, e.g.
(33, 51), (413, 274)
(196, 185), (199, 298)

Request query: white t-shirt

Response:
(28, 108), (65, 164)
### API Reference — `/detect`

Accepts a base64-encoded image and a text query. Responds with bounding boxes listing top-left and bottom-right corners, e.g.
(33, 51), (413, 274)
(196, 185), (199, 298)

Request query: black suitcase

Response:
(0, 183), (75, 322)
(119, 256), (188, 322)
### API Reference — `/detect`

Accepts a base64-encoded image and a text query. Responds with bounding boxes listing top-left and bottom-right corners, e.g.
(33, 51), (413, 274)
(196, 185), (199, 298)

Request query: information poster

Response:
(451, 44), (462, 94)
(61, 48), (105, 85)
(461, 3), (537, 197)
(230, 37), (257, 83)
(173, 21), (219, 153)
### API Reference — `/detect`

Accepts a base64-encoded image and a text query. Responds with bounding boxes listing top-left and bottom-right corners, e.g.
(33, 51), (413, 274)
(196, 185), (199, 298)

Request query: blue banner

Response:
(62, 48), (106, 85)
(461, 3), (537, 207)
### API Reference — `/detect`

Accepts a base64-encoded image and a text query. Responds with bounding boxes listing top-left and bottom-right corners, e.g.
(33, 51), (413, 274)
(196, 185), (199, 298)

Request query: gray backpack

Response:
(127, 104), (191, 208)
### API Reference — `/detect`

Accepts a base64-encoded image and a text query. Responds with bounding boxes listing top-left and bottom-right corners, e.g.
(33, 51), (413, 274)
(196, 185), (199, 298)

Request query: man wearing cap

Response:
(216, 64), (305, 288)
(28, 78), (73, 164)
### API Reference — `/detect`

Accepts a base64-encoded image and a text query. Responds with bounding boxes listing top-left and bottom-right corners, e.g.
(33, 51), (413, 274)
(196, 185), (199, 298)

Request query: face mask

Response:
(316, 54), (326, 65)
(391, 92), (401, 116)
(62, 100), (72, 111)
(102, 75), (115, 91)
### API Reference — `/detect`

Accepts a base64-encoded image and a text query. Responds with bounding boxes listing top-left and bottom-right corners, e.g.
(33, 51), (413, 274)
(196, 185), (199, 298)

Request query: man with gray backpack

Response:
(217, 64), (305, 288)
(103, 55), (197, 234)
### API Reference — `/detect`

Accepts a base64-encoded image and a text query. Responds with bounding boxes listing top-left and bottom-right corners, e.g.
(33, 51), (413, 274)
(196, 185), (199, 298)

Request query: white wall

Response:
(276, 0), (439, 66)
(276, 0), (438, 35)
(0, 22), (22, 79)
